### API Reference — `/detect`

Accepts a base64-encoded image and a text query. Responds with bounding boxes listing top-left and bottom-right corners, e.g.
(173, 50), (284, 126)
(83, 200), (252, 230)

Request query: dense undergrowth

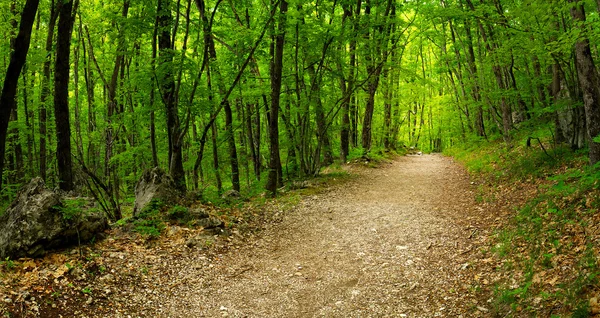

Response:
(445, 127), (600, 317)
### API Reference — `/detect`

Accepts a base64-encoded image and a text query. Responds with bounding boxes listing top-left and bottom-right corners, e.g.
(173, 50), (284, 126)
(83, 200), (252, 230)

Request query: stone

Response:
(0, 178), (108, 259)
(196, 216), (223, 230)
(133, 167), (181, 216)
(188, 207), (209, 219)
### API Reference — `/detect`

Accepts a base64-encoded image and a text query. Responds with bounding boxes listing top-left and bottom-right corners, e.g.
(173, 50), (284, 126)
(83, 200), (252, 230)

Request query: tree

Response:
(157, 0), (186, 191)
(0, 0), (40, 192)
(569, 0), (600, 165)
(266, 0), (288, 195)
(53, 0), (79, 191)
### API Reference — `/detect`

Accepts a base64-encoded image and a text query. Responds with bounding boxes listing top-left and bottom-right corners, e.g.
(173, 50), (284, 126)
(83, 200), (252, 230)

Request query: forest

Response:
(1, 0), (600, 207)
(1, 0), (600, 316)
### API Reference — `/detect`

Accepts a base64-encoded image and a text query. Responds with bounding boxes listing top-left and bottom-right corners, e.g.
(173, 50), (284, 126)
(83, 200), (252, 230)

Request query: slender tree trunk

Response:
(198, 0), (240, 192)
(245, 102), (259, 180)
(0, 0), (40, 191)
(360, 0), (392, 151)
(80, 18), (97, 171)
(551, 62), (567, 145)
(308, 65), (333, 167)
(22, 67), (35, 178)
(266, 0), (288, 195)
(211, 122), (222, 193)
(340, 2), (359, 161)
(9, 108), (24, 183)
(74, 24), (84, 157)
(254, 101), (262, 179)
(462, 2), (485, 138)
(150, 5), (159, 168)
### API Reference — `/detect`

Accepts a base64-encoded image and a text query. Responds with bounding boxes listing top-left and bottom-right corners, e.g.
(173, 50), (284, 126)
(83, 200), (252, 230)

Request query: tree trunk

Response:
(211, 122), (222, 193)
(198, 0), (240, 192)
(0, 0), (39, 191)
(22, 67), (36, 178)
(569, 0), (600, 165)
(54, 0), (78, 191)
(462, 2), (485, 138)
(266, 0), (288, 196)
(158, 0), (186, 191)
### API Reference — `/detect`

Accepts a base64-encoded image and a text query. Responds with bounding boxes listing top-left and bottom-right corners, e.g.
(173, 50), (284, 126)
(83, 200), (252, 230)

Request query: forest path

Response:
(150, 154), (493, 317)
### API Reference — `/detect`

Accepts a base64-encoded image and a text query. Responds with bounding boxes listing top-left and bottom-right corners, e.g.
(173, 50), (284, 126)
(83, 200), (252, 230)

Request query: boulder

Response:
(179, 207), (223, 230)
(0, 178), (108, 259)
(133, 167), (181, 216)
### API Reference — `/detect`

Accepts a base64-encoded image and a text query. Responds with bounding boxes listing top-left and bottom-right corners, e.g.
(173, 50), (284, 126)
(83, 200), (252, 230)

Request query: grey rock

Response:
(133, 167), (181, 216)
(197, 216), (223, 230)
(188, 207), (209, 219)
(0, 178), (108, 259)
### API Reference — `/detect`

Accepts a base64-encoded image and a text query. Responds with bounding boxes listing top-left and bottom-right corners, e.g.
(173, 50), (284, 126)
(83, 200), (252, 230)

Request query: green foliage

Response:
(347, 147), (397, 167)
(167, 205), (189, 220)
(132, 199), (166, 238)
(54, 198), (88, 221)
(0, 258), (16, 271)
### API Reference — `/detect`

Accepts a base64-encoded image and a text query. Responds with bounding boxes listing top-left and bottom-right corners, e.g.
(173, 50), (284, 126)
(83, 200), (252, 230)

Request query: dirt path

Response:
(126, 154), (493, 318)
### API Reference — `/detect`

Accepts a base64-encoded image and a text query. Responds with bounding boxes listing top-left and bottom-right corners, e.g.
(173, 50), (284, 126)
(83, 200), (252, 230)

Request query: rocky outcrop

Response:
(133, 167), (181, 216)
(0, 178), (108, 259)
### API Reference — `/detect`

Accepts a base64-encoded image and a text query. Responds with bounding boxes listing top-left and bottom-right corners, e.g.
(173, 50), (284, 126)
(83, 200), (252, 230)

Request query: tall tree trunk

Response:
(569, 0), (600, 165)
(158, 0), (186, 191)
(22, 67), (35, 178)
(80, 17), (97, 171)
(150, 4), (159, 168)
(245, 102), (259, 180)
(198, 0), (240, 192)
(462, 1), (485, 138)
(266, 0), (288, 195)
(340, 2), (359, 162)
(308, 65), (333, 167)
(211, 122), (222, 193)
(54, 0), (78, 191)
(360, 0), (391, 151)
(74, 24), (84, 157)
(0, 0), (40, 191)
(9, 108), (24, 183)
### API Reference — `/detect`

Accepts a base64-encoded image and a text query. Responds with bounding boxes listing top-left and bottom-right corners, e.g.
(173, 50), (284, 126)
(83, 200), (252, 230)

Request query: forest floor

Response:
(2, 154), (512, 317)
